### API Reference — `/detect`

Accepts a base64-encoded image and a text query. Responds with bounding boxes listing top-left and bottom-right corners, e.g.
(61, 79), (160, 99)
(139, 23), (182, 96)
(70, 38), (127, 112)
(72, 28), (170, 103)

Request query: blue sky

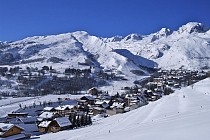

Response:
(0, 0), (210, 41)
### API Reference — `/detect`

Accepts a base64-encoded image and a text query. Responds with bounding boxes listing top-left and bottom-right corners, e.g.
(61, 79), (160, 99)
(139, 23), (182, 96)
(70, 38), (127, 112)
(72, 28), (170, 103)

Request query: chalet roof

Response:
(93, 107), (104, 111)
(18, 123), (38, 132)
(38, 121), (51, 128)
(39, 112), (57, 119)
(80, 96), (95, 101)
(101, 95), (112, 100)
(43, 107), (55, 111)
(0, 123), (24, 136)
(95, 100), (106, 105)
(17, 117), (37, 123)
(0, 123), (14, 131)
(102, 103), (110, 109)
(8, 112), (28, 116)
(111, 102), (124, 109)
(54, 117), (72, 127)
(55, 106), (70, 111)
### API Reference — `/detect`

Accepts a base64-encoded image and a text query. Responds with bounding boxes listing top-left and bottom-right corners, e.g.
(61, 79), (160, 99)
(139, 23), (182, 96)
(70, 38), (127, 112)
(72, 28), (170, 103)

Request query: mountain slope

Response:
(0, 22), (210, 72)
(37, 78), (210, 140)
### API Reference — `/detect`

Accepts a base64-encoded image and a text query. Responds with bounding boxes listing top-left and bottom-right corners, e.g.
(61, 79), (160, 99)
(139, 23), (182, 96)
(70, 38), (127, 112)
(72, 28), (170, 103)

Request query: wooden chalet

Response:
(38, 117), (72, 133)
(48, 117), (72, 133)
(80, 96), (95, 105)
(38, 121), (51, 133)
(0, 123), (30, 139)
(38, 112), (60, 121)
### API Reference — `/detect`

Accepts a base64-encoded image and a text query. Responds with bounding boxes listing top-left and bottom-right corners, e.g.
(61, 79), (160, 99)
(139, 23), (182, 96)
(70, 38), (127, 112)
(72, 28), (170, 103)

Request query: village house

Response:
(38, 121), (51, 133)
(106, 102), (125, 115)
(38, 112), (60, 122)
(48, 117), (72, 133)
(8, 117), (39, 134)
(94, 100), (110, 109)
(54, 105), (77, 117)
(88, 87), (99, 96)
(38, 117), (72, 133)
(0, 123), (30, 139)
(92, 107), (106, 115)
(43, 107), (56, 112)
(80, 96), (95, 105)
(55, 106), (71, 116)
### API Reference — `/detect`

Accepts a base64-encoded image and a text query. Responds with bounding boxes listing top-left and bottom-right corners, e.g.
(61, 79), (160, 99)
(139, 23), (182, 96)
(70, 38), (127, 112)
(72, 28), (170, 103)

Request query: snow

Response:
(36, 78), (210, 140)
(0, 123), (14, 131)
(38, 121), (51, 128)
(39, 112), (57, 119)
(0, 94), (83, 118)
(1, 22), (210, 95)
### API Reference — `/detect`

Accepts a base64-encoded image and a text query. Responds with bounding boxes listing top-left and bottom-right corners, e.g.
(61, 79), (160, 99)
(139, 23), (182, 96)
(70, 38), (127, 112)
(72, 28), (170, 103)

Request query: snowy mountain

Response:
(0, 22), (210, 73)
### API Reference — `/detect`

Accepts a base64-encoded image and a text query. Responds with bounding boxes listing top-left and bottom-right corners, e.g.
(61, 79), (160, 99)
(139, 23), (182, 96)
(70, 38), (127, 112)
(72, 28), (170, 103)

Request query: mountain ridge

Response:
(0, 22), (210, 74)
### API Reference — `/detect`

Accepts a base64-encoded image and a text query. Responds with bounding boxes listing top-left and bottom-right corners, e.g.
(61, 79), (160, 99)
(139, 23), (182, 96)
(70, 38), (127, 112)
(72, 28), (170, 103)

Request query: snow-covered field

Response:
(34, 78), (210, 140)
(0, 94), (85, 117)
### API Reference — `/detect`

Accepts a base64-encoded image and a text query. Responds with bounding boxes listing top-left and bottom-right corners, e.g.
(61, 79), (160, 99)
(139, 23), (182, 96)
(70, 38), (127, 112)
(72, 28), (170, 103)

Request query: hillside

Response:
(0, 22), (210, 73)
(36, 78), (210, 140)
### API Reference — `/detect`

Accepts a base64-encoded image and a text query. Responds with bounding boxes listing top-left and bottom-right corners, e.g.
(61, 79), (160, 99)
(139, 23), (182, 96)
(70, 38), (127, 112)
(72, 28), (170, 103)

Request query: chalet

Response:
(95, 100), (110, 109)
(80, 96), (95, 105)
(9, 117), (38, 133)
(174, 83), (180, 88)
(167, 80), (175, 86)
(106, 102), (125, 115)
(38, 121), (51, 133)
(9, 116), (37, 125)
(43, 107), (56, 112)
(38, 112), (60, 121)
(0, 123), (30, 139)
(92, 107), (105, 115)
(88, 87), (99, 96)
(48, 117), (72, 133)
(55, 106), (71, 116)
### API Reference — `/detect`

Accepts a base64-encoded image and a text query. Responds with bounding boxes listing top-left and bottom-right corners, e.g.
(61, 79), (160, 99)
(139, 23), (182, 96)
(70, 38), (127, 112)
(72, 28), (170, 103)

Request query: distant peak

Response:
(178, 22), (209, 34)
(124, 33), (142, 41)
(73, 30), (88, 34)
(156, 28), (172, 37)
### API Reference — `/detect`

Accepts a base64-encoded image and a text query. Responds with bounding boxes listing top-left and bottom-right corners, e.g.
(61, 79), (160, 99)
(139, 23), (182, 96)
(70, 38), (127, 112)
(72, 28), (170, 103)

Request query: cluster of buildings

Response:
(0, 69), (208, 139)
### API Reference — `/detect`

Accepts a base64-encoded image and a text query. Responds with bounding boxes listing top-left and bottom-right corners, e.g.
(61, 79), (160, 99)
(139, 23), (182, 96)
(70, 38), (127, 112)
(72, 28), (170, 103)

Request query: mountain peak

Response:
(124, 33), (142, 41)
(156, 28), (172, 37)
(178, 22), (209, 34)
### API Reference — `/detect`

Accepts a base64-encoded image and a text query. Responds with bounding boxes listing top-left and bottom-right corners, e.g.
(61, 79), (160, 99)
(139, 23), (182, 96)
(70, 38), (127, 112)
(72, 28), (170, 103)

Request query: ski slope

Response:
(37, 78), (210, 140)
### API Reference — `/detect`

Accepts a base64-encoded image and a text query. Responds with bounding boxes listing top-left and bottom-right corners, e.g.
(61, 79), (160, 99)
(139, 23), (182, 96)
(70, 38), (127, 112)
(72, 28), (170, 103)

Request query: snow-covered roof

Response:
(43, 107), (55, 111)
(18, 123), (38, 132)
(0, 123), (14, 131)
(54, 117), (72, 127)
(80, 96), (95, 101)
(55, 106), (70, 111)
(38, 121), (51, 128)
(16, 117), (37, 123)
(55, 105), (75, 111)
(0, 123), (24, 136)
(95, 100), (106, 105)
(93, 107), (104, 111)
(111, 102), (124, 108)
(39, 112), (57, 119)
